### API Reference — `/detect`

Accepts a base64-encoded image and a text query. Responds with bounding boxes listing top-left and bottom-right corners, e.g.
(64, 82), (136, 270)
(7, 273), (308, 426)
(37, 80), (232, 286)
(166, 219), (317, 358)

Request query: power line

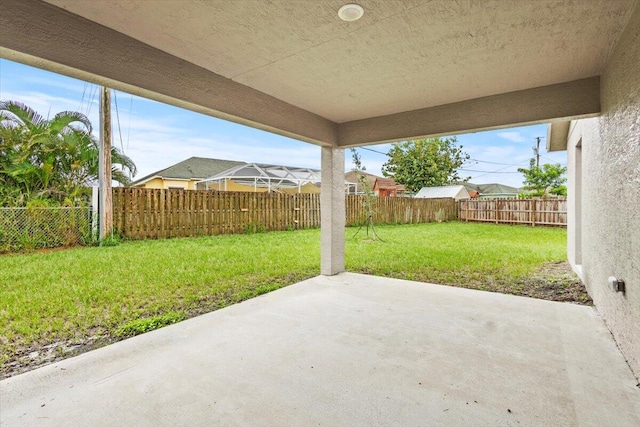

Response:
(464, 159), (530, 178)
(85, 85), (98, 117)
(113, 90), (125, 153)
(126, 94), (134, 150)
(460, 169), (520, 173)
(356, 146), (532, 176)
(359, 146), (387, 155)
(466, 158), (521, 166)
(540, 155), (566, 165)
(360, 147), (522, 166)
(78, 82), (88, 113)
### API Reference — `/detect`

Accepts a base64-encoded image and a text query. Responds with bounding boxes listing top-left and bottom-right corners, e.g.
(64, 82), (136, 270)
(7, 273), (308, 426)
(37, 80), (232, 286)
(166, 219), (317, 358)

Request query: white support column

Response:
(320, 147), (345, 276)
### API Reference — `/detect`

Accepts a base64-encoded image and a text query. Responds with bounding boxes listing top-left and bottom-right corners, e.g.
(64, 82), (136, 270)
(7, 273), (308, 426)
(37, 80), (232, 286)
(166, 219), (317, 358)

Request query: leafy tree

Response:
(382, 137), (470, 192)
(0, 101), (136, 206)
(517, 159), (567, 197)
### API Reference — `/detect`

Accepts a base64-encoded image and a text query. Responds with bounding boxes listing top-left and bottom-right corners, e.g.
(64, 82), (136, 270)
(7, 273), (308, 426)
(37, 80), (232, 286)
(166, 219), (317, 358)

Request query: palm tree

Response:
(0, 101), (137, 205)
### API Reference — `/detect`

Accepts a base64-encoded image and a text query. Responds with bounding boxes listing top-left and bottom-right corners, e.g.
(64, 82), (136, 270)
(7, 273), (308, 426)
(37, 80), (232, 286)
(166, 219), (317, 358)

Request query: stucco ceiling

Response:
(45, 0), (634, 123)
(1, 0), (636, 146)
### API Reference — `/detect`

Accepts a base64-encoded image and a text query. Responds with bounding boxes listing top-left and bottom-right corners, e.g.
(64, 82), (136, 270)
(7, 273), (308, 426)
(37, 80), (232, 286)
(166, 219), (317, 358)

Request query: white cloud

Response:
(115, 116), (189, 135)
(0, 91), (88, 116)
(22, 76), (88, 94)
(497, 131), (527, 143)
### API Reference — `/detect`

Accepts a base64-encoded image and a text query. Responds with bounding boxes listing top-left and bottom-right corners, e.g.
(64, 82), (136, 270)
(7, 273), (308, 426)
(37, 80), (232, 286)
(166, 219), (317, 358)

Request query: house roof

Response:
(415, 185), (470, 199)
(479, 183), (520, 195)
(373, 178), (405, 191)
(460, 182), (521, 195)
(132, 157), (245, 186)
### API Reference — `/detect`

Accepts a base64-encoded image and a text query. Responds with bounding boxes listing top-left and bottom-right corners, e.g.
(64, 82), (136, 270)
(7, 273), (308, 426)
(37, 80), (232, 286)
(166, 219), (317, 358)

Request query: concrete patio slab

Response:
(1, 273), (639, 426)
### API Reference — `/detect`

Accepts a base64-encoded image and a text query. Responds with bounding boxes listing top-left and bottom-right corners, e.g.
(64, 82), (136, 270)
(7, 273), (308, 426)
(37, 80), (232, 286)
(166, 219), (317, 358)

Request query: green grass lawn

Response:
(348, 222), (566, 286)
(1, 222), (580, 376)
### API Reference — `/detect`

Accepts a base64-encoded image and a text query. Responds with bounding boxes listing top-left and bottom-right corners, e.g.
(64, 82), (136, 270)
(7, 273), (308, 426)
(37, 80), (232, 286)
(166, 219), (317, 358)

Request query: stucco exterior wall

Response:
(569, 4), (640, 378)
(214, 179), (268, 193)
(566, 121), (584, 274)
(136, 178), (196, 190)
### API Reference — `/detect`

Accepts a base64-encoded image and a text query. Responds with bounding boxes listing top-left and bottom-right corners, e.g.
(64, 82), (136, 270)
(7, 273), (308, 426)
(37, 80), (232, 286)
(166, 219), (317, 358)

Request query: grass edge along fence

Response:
(457, 198), (567, 227)
(113, 188), (456, 240)
(0, 206), (92, 253)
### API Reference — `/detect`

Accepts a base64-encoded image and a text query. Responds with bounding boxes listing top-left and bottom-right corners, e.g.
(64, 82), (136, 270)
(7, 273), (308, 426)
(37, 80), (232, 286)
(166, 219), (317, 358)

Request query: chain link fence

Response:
(0, 207), (94, 253)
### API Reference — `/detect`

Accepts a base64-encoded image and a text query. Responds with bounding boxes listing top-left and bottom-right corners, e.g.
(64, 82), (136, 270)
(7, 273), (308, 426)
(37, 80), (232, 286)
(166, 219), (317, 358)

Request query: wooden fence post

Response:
(531, 199), (536, 227)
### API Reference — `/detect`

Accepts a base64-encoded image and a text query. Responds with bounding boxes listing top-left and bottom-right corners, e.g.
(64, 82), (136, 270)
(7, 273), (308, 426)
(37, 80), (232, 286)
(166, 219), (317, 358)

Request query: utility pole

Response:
(98, 86), (113, 240)
(533, 136), (542, 168)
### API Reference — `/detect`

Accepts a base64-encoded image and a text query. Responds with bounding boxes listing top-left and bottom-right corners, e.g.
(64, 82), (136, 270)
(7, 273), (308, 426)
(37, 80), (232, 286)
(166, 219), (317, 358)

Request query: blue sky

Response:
(0, 59), (566, 187)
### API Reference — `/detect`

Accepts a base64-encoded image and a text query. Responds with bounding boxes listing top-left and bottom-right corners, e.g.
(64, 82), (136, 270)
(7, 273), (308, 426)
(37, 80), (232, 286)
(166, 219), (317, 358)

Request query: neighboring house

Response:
(344, 172), (405, 197)
(414, 185), (470, 201)
(344, 171), (379, 194)
(136, 159), (356, 194)
(132, 157), (245, 190)
(372, 178), (405, 197)
(461, 182), (520, 199)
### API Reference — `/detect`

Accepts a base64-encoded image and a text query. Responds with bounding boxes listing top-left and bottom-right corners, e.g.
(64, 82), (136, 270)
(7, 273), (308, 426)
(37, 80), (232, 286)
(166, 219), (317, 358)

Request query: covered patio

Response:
(1, 1), (639, 425)
(2, 273), (638, 426)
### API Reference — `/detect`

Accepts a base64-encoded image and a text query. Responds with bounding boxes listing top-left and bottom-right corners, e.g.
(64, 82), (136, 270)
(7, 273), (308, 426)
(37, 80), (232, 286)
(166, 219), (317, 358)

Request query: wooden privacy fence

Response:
(457, 198), (567, 227)
(345, 195), (456, 225)
(112, 188), (456, 240)
(113, 188), (319, 239)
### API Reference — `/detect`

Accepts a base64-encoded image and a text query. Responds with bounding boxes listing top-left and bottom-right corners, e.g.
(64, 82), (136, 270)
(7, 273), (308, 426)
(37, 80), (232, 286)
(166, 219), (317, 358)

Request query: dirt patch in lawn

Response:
(463, 261), (593, 305)
(1, 335), (118, 380)
(507, 261), (592, 305)
(359, 261), (593, 306)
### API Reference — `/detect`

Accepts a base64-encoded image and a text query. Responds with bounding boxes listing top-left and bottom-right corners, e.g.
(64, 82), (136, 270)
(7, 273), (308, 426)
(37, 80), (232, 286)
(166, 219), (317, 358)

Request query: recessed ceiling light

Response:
(338, 4), (364, 22)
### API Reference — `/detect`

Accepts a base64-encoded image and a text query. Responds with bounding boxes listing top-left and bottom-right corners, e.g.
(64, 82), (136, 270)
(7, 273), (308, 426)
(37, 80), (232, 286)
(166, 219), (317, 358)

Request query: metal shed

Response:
(414, 185), (470, 201)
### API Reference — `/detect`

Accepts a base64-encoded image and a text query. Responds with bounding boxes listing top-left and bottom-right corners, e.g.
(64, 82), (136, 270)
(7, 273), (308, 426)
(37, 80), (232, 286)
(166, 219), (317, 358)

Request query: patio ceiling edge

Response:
(337, 77), (601, 147)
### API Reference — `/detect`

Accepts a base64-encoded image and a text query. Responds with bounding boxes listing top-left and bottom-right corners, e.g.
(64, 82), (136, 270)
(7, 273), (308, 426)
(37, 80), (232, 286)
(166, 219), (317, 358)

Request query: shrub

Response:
(114, 312), (185, 338)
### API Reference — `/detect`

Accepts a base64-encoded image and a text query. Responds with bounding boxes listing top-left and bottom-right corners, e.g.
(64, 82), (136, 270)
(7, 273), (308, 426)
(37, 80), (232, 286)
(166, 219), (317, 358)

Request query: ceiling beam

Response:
(0, 0), (338, 147)
(338, 77), (600, 147)
(546, 121), (571, 152)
